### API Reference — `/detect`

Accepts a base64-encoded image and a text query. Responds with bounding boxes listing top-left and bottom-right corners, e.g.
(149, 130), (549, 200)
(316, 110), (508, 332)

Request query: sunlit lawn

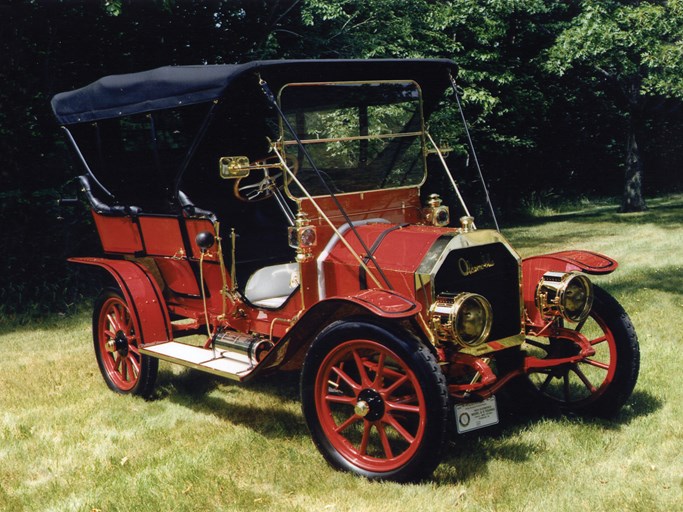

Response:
(1, 195), (681, 511)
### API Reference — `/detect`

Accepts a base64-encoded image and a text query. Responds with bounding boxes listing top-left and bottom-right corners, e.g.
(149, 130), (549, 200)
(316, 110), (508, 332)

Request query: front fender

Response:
(69, 257), (172, 344)
(246, 289), (422, 378)
(522, 250), (618, 325)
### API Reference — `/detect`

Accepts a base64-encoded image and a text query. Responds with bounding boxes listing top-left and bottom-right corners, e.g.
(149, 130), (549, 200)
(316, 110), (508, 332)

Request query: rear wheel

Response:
(523, 286), (639, 417)
(301, 320), (449, 482)
(93, 288), (158, 397)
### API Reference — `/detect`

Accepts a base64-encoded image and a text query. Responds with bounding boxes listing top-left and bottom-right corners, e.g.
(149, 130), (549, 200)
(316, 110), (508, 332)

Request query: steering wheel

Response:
(233, 155), (298, 202)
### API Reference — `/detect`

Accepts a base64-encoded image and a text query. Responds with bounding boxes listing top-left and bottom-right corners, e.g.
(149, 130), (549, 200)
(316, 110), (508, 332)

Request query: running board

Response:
(140, 341), (254, 381)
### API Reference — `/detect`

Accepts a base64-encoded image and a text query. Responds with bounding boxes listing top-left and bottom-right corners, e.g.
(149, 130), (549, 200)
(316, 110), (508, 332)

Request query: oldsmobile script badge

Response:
(458, 254), (495, 276)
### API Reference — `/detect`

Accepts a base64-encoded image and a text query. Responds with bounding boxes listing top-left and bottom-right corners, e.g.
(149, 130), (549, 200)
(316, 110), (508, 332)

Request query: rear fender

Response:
(70, 257), (172, 344)
(246, 289), (422, 379)
(522, 250), (618, 325)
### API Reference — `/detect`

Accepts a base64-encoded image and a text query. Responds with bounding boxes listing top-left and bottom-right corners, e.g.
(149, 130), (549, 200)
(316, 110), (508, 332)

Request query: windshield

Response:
(279, 81), (426, 197)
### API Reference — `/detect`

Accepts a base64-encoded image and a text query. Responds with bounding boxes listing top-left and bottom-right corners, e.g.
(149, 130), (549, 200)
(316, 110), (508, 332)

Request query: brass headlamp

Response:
(429, 292), (493, 347)
(535, 271), (594, 323)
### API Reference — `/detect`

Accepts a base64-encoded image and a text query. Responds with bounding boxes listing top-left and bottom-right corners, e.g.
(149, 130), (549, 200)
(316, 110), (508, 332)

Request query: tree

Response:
(298, 0), (588, 211)
(545, 0), (683, 212)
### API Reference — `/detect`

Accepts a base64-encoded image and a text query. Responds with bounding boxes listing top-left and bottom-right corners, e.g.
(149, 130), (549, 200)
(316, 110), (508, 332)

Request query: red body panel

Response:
(92, 213), (143, 254)
(69, 257), (172, 344)
(137, 216), (185, 256)
(299, 188), (423, 227)
(92, 211), (217, 260)
(343, 289), (421, 317)
(322, 223), (444, 298)
(251, 291), (422, 378)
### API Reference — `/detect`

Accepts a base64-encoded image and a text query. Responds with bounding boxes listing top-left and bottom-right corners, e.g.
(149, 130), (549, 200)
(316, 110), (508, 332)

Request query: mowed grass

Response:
(1, 195), (682, 511)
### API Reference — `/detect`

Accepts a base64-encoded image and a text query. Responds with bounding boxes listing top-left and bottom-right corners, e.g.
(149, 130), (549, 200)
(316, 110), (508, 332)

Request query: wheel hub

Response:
(356, 389), (385, 422)
(114, 330), (129, 356)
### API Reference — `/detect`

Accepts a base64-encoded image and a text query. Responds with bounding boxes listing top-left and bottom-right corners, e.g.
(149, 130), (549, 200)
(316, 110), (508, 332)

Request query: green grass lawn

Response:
(1, 195), (682, 511)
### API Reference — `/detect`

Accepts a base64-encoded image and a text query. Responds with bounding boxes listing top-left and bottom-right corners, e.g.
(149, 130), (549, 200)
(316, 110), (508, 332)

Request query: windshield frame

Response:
(277, 80), (428, 200)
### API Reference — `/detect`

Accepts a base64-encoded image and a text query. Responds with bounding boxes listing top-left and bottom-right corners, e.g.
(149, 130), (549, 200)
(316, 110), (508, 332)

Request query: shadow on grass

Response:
(505, 197), (683, 253)
(153, 368), (308, 438)
(150, 365), (661, 484)
(609, 389), (663, 425)
(434, 388), (662, 483)
(506, 196), (683, 230)
(606, 265), (683, 296)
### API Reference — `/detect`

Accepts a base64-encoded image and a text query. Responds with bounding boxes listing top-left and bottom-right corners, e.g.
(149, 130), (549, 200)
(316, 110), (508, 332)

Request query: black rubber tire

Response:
(520, 285), (640, 418)
(300, 319), (449, 482)
(93, 287), (158, 397)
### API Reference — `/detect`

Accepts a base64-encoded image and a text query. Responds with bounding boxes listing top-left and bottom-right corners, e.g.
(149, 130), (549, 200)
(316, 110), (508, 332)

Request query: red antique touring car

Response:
(52, 59), (639, 482)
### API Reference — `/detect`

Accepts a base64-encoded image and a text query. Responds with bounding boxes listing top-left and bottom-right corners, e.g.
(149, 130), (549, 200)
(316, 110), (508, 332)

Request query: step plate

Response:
(141, 341), (253, 381)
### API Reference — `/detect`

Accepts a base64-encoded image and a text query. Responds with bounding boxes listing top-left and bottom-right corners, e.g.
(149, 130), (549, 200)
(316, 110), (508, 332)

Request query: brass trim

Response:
(219, 156), (285, 179)
(535, 271), (594, 324)
(429, 292), (493, 348)
(282, 131), (424, 146)
(276, 80), (428, 198)
(271, 145), (385, 289)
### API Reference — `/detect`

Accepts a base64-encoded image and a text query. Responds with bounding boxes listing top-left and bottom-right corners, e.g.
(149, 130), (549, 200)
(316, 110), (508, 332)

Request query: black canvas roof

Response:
(51, 59), (457, 125)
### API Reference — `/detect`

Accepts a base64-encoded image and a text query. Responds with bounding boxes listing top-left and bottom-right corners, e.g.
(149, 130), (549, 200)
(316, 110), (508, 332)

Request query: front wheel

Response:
(523, 286), (640, 417)
(93, 288), (158, 397)
(301, 320), (449, 482)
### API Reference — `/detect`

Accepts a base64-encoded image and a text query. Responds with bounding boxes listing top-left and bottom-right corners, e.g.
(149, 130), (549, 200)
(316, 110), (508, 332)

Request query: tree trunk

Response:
(619, 83), (648, 213)
(619, 123), (647, 212)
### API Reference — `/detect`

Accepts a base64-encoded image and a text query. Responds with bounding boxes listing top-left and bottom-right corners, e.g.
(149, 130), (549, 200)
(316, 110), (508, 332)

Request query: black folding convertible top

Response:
(51, 59), (457, 125)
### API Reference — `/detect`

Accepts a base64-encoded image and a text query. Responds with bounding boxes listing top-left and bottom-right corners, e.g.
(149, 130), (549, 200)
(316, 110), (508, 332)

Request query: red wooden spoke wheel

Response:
(524, 286), (639, 417)
(301, 321), (448, 482)
(93, 288), (158, 397)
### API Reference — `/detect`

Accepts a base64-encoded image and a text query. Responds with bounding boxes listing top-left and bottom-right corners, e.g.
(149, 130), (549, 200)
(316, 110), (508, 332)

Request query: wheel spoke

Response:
(539, 372), (554, 393)
(563, 373), (571, 402)
(331, 365), (361, 393)
(114, 353), (123, 374)
(583, 358), (610, 371)
(383, 374), (409, 396)
(388, 393), (419, 406)
(125, 358), (134, 382)
(351, 349), (372, 387)
(383, 414), (415, 444)
(385, 401), (420, 414)
(589, 335), (608, 346)
(105, 351), (116, 367)
(128, 355), (140, 379)
(113, 306), (125, 330)
(372, 352), (386, 388)
(118, 356), (127, 380)
(334, 413), (361, 434)
(572, 365), (597, 393)
(325, 393), (356, 405)
(376, 423), (394, 459)
(106, 312), (118, 332)
(359, 421), (372, 455)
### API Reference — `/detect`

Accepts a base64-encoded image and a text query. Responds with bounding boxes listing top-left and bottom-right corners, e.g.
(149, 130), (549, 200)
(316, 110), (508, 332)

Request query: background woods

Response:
(1, 0), (682, 319)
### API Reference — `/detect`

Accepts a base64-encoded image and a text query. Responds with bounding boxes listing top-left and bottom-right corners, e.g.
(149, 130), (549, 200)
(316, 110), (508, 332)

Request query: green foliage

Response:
(547, 0), (683, 95)
(301, 0), (461, 58)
